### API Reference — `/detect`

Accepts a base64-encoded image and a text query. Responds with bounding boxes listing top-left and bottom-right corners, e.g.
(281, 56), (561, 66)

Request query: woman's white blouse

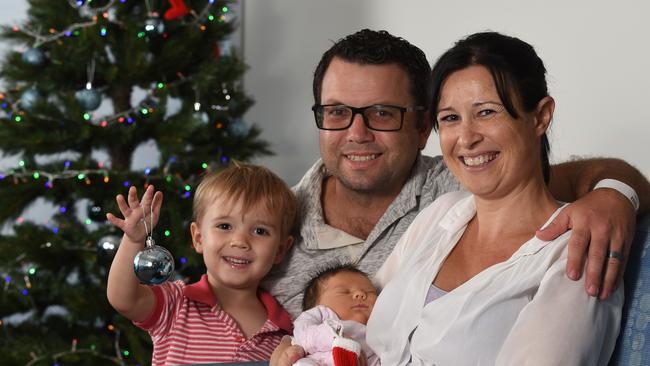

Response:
(367, 191), (623, 366)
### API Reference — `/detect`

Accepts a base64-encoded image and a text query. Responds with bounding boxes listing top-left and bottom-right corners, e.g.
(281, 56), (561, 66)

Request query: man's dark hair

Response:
(302, 262), (370, 311)
(430, 32), (552, 183)
(312, 29), (431, 128)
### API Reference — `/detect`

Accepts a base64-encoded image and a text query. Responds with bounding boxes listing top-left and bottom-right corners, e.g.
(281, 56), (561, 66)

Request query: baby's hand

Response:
(269, 336), (305, 366)
(106, 185), (163, 243)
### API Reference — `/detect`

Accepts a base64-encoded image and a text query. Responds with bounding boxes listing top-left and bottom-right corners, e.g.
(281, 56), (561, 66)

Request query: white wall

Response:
(0, 3), (28, 40)
(243, 0), (650, 185)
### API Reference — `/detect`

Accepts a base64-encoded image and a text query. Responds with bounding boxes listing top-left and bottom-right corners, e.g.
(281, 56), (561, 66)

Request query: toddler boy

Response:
(107, 163), (297, 365)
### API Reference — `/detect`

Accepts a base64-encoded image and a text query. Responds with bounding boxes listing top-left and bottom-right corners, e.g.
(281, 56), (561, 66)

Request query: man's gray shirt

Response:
(262, 154), (460, 317)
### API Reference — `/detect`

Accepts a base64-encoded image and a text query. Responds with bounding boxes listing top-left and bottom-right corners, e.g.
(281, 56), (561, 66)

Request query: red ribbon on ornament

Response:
(164, 0), (190, 21)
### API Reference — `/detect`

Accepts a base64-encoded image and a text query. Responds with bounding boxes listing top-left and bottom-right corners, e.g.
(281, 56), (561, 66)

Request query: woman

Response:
(366, 32), (623, 365)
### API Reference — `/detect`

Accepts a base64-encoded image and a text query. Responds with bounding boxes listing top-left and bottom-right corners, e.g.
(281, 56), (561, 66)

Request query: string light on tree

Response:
(13, 0), (119, 48)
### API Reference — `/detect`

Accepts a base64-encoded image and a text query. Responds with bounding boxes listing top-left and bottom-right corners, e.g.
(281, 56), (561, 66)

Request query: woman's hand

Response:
(107, 185), (163, 243)
(270, 336), (306, 366)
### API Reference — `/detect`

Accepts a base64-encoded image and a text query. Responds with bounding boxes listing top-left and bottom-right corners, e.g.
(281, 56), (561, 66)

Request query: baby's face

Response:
(316, 271), (378, 325)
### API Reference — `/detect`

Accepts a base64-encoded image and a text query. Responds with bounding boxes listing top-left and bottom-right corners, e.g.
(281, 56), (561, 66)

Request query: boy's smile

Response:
(223, 256), (253, 268)
(190, 194), (293, 294)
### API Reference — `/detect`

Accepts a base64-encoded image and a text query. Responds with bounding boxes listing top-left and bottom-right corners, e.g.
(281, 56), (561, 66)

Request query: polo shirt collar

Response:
(183, 275), (293, 333)
(183, 274), (217, 306)
(315, 224), (364, 249)
(259, 289), (293, 332)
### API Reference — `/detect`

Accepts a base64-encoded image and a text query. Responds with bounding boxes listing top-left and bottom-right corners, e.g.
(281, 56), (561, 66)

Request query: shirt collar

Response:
(438, 195), (571, 258)
(293, 159), (333, 249)
(183, 274), (293, 333)
(258, 289), (293, 332)
(314, 224), (364, 249)
(438, 193), (476, 233)
(183, 274), (217, 306)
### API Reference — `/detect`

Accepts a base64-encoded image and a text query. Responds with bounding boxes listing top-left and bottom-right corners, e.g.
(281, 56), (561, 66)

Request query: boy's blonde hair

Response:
(192, 162), (298, 236)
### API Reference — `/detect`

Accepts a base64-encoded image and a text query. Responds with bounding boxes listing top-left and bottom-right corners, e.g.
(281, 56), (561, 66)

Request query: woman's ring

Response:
(607, 250), (624, 261)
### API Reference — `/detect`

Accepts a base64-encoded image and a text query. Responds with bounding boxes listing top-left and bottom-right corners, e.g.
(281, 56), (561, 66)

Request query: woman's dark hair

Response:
(430, 32), (552, 183)
(312, 29), (431, 129)
(302, 262), (369, 311)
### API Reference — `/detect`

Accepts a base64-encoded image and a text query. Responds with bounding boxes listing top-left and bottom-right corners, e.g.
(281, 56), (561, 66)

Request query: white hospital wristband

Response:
(593, 179), (640, 212)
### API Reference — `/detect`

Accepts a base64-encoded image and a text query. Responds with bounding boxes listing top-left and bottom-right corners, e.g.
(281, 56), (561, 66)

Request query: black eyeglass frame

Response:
(311, 104), (427, 131)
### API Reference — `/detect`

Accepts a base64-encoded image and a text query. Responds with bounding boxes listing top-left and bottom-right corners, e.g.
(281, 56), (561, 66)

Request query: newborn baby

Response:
(292, 263), (380, 366)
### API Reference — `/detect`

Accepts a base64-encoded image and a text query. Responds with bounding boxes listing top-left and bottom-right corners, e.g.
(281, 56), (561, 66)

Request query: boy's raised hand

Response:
(106, 185), (163, 243)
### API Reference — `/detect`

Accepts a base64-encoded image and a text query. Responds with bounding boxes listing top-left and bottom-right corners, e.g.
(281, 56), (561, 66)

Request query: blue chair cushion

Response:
(611, 213), (650, 365)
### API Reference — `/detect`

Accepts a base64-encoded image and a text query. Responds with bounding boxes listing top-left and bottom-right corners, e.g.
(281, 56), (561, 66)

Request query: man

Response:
(263, 29), (649, 325)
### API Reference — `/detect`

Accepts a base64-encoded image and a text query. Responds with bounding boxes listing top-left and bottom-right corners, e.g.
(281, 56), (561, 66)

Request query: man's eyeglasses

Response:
(312, 104), (427, 132)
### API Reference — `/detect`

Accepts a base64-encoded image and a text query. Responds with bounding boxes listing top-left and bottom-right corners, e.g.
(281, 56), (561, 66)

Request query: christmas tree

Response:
(0, 0), (270, 364)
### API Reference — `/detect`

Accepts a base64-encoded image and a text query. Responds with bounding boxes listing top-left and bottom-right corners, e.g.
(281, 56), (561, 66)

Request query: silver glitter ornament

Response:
(144, 17), (165, 35)
(87, 201), (106, 222)
(133, 236), (174, 285)
(228, 119), (250, 137)
(20, 89), (40, 110)
(75, 87), (102, 111)
(22, 48), (45, 66)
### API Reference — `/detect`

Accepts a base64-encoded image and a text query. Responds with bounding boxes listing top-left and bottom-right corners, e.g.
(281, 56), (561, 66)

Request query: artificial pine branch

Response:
(0, 1), (269, 364)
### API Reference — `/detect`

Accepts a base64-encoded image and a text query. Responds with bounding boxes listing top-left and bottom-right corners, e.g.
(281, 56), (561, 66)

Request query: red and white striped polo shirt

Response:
(135, 274), (293, 366)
